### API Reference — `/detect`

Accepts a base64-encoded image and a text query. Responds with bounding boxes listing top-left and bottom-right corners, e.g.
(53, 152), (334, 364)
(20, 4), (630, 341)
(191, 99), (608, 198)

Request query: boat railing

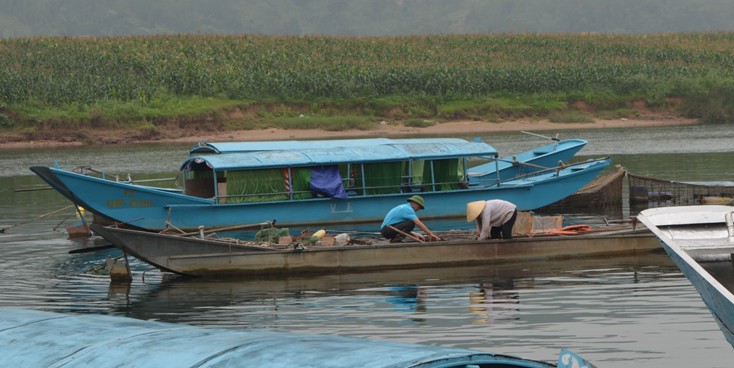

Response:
(469, 157), (609, 188)
(214, 179), (469, 202)
(68, 165), (179, 188)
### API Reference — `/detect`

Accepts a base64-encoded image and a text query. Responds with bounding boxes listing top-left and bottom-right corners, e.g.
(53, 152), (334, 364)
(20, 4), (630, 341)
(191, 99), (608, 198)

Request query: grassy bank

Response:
(1, 33), (734, 141)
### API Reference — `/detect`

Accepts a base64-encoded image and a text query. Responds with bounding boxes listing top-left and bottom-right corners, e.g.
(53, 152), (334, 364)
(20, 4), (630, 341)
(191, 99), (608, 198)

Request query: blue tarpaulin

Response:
(0, 309), (560, 368)
(309, 165), (348, 199)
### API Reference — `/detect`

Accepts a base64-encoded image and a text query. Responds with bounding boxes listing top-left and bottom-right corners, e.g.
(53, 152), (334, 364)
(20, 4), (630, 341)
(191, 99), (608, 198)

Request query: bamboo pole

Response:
(176, 221), (275, 237)
(0, 205), (74, 233)
(388, 225), (425, 243)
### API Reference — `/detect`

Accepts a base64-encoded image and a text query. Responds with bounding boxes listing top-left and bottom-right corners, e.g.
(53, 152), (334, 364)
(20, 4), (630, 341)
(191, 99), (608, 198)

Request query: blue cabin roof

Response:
(182, 139), (497, 171)
(189, 138), (477, 155)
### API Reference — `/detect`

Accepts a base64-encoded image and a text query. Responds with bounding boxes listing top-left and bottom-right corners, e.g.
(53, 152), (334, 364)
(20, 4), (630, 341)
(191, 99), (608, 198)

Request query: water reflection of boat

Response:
(111, 254), (674, 324)
(31, 138), (609, 231)
(0, 308), (579, 368)
(469, 280), (520, 324)
(638, 205), (734, 348)
(91, 223), (658, 277)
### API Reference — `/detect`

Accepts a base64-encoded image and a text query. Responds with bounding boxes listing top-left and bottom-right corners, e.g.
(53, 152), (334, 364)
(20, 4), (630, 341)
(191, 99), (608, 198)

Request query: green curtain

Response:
(363, 162), (402, 195)
(226, 169), (289, 203)
(411, 160), (426, 185)
(291, 167), (312, 200)
(432, 159), (463, 191)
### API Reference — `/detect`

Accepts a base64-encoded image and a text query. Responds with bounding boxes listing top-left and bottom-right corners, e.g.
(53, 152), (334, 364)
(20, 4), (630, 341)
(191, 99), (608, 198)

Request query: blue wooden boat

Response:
(0, 308), (593, 367)
(467, 138), (588, 181)
(638, 205), (734, 348)
(31, 138), (610, 231)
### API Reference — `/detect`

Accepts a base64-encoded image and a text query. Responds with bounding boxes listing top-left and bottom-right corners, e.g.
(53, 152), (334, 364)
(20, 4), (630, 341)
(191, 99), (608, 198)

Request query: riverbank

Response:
(0, 114), (699, 150)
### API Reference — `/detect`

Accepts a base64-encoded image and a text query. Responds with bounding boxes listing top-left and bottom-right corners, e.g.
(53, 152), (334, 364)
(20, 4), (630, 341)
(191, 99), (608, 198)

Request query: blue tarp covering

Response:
(309, 166), (348, 199)
(0, 309), (558, 368)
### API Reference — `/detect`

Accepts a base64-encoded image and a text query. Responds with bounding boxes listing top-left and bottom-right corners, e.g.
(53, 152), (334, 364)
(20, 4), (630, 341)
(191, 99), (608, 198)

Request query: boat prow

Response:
(467, 138), (588, 181)
(638, 205), (734, 347)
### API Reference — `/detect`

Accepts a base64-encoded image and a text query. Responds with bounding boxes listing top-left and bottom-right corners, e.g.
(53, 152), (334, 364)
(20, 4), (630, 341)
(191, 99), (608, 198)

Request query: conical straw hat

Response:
(466, 201), (486, 222)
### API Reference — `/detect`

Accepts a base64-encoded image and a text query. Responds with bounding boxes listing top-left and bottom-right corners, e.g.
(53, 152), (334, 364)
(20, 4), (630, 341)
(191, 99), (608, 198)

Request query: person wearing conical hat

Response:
(466, 199), (517, 240)
(380, 195), (441, 243)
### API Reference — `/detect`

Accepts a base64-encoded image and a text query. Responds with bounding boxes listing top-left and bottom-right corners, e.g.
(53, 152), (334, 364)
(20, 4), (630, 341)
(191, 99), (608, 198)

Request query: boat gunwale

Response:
(164, 232), (658, 260)
(638, 205), (734, 334)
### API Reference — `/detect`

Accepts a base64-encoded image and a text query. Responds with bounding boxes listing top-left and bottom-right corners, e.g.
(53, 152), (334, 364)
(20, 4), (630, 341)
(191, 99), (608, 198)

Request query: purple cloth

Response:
(309, 166), (348, 199)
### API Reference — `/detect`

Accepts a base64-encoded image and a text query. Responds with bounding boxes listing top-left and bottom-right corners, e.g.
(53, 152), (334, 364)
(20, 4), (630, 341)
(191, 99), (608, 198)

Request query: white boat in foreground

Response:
(637, 205), (734, 348)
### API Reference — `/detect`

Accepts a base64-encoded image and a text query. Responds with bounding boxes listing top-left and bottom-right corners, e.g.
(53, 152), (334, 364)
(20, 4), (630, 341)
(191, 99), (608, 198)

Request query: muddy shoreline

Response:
(0, 115), (699, 150)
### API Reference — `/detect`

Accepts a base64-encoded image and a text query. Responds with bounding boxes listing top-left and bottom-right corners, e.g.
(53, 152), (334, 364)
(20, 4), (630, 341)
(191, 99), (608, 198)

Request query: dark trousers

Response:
(380, 220), (416, 240)
(490, 210), (517, 239)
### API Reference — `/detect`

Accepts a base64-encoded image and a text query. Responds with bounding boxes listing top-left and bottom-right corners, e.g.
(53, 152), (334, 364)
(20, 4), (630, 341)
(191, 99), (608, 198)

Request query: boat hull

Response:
(34, 158), (610, 231)
(638, 205), (734, 348)
(467, 138), (587, 181)
(93, 224), (659, 277)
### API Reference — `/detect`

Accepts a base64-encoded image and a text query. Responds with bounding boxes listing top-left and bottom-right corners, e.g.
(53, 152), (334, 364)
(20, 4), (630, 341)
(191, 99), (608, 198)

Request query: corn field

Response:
(2, 33), (734, 106)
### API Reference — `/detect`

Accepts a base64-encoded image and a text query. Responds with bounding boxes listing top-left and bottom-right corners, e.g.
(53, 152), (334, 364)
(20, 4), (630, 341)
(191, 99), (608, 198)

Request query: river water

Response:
(1, 124), (733, 367)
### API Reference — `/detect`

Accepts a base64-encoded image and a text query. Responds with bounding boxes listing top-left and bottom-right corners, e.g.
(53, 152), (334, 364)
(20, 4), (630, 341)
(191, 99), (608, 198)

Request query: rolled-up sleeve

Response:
(478, 205), (492, 240)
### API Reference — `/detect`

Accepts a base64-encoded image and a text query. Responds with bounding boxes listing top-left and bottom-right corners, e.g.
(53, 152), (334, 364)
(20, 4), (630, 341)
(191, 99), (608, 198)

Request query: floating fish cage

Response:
(628, 172), (734, 208)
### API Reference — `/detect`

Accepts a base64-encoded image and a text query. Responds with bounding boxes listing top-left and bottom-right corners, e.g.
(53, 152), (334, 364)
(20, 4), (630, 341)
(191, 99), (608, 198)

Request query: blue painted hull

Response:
(467, 139), (587, 181)
(0, 309), (558, 367)
(32, 158), (610, 231)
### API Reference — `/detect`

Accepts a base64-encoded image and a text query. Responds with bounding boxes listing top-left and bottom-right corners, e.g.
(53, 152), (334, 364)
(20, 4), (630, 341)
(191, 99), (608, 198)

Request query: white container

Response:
(334, 233), (350, 246)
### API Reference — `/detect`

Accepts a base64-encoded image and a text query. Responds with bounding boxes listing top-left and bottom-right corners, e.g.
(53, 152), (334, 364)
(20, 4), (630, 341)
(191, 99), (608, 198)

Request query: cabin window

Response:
(400, 160), (428, 193)
(225, 169), (289, 203)
(308, 166), (347, 199)
(339, 164), (362, 196)
(363, 162), (402, 195)
(182, 168), (219, 198)
(425, 159), (464, 192)
(290, 167), (312, 200)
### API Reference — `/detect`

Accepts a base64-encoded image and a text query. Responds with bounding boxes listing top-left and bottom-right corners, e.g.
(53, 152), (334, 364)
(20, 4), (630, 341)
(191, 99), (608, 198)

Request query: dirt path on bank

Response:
(0, 115), (699, 150)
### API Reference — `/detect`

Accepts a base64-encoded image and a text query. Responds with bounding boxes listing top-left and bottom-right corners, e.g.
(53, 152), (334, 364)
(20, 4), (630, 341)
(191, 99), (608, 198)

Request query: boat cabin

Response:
(180, 139), (498, 203)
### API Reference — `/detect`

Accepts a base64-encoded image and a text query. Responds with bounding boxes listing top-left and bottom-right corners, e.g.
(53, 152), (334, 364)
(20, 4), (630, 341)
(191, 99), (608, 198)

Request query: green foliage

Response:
(270, 115), (375, 131)
(403, 119), (436, 128)
(596, 109), (640, 120)
(437, 95), (566, 120)
(547, 112), (595, 124)
(680, 79), (734, 124)
(570, 91), (632, 110)
(1, 33), (734, 129)
(0, 113), (12, 128)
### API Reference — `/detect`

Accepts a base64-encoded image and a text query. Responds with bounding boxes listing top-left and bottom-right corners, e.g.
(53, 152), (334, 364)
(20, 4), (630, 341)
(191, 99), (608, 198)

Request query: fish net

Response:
(540, 165), (625, 209)
(628, 172), (734, 207)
